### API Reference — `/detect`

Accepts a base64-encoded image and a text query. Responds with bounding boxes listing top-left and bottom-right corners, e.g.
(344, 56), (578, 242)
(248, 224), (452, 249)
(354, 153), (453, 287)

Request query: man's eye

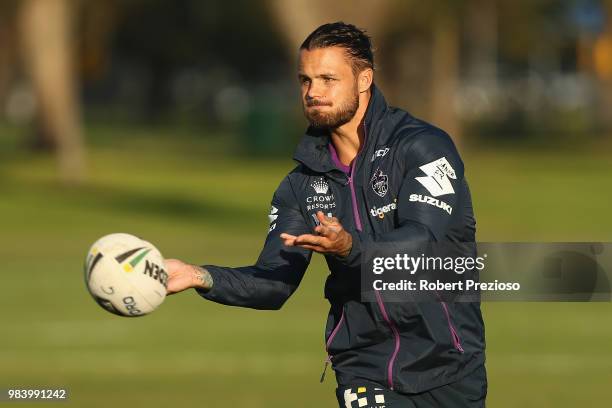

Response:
(300, 78), (310, 85)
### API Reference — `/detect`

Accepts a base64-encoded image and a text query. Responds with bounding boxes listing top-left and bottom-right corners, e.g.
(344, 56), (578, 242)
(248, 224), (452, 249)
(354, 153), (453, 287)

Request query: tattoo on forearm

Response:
(193, 265), (214, 290)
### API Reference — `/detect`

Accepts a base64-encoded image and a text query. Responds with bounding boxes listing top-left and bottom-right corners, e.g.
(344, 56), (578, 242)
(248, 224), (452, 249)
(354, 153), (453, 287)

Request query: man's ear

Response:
(358, 68), (374, 93)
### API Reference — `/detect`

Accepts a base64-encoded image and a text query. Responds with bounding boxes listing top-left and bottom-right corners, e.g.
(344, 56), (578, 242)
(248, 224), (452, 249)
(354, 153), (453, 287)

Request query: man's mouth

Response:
(306, 101), (332, 108)
(307, 106), (332, 112)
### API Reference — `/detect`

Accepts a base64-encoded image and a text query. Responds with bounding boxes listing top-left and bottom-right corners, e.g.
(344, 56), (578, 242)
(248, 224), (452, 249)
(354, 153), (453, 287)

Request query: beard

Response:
(303, 87), (359, 129)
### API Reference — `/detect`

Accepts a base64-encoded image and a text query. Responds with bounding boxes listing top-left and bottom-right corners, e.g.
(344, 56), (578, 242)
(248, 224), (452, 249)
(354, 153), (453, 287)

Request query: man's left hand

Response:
(280, 211), (352, 257)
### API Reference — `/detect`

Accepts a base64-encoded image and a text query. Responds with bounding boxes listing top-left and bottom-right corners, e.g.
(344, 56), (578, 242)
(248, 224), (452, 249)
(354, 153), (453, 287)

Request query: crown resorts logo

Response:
(306, 177), (336, 212)
(311, 178), (329, 194)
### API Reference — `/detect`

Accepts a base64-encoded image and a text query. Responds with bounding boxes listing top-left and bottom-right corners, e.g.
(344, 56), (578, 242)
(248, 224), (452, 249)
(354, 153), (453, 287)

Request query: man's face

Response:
(298, 46), (360, 129)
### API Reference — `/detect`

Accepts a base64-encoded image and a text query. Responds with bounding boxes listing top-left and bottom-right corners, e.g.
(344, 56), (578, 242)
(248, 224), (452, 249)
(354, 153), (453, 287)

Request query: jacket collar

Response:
(293, 84), (388, 174)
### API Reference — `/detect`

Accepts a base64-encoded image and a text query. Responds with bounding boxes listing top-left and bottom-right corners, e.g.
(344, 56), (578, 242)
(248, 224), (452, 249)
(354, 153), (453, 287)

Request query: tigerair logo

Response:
(415, 157), (457, 197)
(311, 178), (329, 194)
(370, 199), (397, 219)
(409, 193), (453, 214)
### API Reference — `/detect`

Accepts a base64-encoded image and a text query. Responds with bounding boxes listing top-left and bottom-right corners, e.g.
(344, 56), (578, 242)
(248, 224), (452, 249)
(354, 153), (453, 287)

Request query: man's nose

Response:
(306, 81), (323, 100)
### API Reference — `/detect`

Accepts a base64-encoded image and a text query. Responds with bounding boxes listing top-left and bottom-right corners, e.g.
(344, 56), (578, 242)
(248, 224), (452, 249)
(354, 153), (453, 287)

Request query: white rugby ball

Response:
(84, 233), (168, 317)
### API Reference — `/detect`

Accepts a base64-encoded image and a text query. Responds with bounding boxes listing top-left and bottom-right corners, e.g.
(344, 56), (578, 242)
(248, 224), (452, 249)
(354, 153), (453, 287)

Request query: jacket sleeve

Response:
(196, 174), (313, 310)
(340, 129), (465, 268)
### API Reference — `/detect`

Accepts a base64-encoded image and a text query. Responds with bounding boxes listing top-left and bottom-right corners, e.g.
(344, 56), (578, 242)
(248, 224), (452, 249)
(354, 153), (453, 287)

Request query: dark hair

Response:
(300, 22), (374, 73)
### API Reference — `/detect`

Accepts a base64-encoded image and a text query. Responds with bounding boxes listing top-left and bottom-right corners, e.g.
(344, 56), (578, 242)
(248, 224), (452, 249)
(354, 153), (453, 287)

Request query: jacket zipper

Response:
(440, 301), (464, 352)
(320, 308), (345, 382)
(375, 291), (401, 389)
(346, 128), (401, 391)
(347, 172), (363, 231)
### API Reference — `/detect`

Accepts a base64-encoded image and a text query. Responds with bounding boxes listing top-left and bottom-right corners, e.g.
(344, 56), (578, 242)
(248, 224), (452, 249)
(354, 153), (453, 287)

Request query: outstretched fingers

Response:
(280, 233), (297, 246)
(295, 233), (326, 247)
(316, 211), (339, 226)
(314, 224), (337, 238)
(281, 213), (348, 255)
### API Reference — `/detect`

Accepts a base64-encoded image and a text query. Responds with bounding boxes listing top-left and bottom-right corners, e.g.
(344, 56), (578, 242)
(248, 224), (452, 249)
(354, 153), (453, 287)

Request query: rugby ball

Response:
(84, 233), (168, 317)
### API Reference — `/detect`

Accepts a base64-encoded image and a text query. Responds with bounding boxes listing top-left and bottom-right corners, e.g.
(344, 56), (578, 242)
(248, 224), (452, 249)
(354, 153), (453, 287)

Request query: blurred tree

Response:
(18, 0), (86, 183)
(594, 0), (612, 131)
(266, 0), (391, 51)
(0, 1), (19, 112)
(465, 0), (498, 83)
(496, 0), (574, 73)
(429, 7), (462, 142)
(78, 1), (120, 83)
(377, 0), (467, 142)
(111, 0), (288, 119)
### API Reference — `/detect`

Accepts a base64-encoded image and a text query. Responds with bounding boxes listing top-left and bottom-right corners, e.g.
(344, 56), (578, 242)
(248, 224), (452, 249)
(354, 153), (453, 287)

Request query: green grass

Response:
(1, 127), (611, 407)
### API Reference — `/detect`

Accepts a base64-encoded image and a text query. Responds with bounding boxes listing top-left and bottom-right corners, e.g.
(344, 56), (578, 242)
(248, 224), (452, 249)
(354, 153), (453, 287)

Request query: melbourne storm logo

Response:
(370, 168), (389, 197)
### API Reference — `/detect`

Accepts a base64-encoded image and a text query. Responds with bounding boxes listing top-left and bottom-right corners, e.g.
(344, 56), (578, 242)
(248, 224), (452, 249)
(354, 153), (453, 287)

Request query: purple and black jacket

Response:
(198, 85), (486, 394)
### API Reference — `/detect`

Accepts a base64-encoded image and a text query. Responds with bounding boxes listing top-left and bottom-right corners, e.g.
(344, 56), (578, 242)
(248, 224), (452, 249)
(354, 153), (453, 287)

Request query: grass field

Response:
(1, 125), (611, 407)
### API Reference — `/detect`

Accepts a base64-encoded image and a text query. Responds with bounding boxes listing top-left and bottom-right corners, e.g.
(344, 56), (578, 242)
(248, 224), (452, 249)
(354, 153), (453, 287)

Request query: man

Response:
(165, 22), (486, 407)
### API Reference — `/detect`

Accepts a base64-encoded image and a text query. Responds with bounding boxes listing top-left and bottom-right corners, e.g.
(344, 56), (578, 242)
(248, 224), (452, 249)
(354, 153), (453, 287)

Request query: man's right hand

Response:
(164, 259), (213, 295)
